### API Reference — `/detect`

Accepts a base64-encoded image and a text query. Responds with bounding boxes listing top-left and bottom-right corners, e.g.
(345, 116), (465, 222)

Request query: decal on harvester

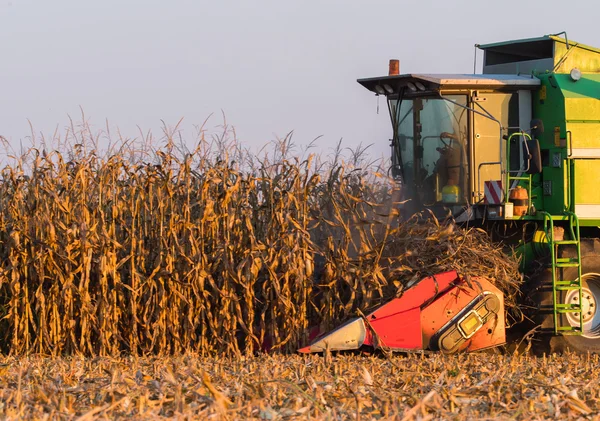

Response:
(554, 126), (561, 147)
(484, 180), (503, 204)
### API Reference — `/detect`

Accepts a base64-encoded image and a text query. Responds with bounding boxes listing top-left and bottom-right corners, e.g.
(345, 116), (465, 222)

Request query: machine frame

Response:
(300, 33), (600, 354)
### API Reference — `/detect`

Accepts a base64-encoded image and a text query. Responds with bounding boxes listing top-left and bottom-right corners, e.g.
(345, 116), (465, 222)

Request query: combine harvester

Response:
(300, 33), (600, 354)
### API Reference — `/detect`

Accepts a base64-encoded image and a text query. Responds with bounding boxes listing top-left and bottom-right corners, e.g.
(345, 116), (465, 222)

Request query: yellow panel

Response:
(565, 98), (600, 121)
(555, 43), (600, 73)
(574, 160), (600, 204)
(567, 122), (600, 149)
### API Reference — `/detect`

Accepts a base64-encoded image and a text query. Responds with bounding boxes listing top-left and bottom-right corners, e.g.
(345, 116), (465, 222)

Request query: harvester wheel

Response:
(529, 240), (600, 354)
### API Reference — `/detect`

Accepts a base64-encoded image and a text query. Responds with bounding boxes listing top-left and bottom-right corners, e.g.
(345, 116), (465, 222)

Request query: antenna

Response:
(473, 44), (480, 74)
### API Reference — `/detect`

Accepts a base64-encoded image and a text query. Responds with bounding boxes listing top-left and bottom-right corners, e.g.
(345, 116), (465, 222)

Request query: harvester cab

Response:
(358, 34), (600, 224)
(361, 72), (539, 218)
(300, 33), (600, 354)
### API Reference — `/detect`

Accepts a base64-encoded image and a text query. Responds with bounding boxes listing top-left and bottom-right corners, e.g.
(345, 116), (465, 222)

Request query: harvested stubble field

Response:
(0, 352), (598, 419)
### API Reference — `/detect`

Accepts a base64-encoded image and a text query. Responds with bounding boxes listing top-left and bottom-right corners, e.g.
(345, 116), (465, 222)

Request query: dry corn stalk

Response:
(0, 133), (521, 356)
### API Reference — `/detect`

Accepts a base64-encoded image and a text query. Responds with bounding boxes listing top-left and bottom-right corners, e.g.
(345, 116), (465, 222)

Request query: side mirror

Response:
(531, 119), (544, 137)
(525, 138), (542, 174)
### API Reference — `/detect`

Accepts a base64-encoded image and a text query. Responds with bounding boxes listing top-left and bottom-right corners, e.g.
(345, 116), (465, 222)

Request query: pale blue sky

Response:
(2, 0), (599, 159)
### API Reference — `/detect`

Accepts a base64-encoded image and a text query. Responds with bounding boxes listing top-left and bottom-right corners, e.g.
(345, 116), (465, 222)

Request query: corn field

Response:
(0, 125), (520, 356)
(0, 127), (392, 356)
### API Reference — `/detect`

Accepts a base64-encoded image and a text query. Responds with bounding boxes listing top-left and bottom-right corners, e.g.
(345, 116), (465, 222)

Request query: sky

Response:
(2, 0), (599, 161)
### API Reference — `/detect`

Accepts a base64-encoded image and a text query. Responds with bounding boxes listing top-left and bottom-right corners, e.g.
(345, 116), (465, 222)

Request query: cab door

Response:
(471, 92), (526, 203)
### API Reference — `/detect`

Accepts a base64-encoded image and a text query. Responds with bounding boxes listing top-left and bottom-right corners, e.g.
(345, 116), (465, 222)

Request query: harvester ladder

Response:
(540, 211), (583, 335)
(505, 132), (533, 209)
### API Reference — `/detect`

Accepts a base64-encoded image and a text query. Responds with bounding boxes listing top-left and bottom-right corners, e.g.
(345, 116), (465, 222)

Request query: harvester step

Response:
(556, 257), (579, 263)
(555, 280), (581, 286)
(557, 325), (582, 330)
(557, 327), (583, 333)
(556, 262), (580, 268)
(555, 304), (582, 312)
(554, 240), (579, 245)
(554, 281), (581, 287)
(556, 309), (582, 314)
(555, 285), (582, 291)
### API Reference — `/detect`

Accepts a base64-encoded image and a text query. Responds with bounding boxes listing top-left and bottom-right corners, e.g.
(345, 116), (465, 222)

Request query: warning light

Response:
(458, 311), (483, 338)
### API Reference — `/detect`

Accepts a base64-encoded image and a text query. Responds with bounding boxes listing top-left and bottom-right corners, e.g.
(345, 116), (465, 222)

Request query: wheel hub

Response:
(566, 287), (596, 324)
(564, 273), (600, 338)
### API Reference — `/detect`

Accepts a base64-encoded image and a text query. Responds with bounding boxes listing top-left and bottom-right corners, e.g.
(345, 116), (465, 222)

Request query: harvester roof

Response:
(357, 73), (540, 96)
(359, 34), (599, 95)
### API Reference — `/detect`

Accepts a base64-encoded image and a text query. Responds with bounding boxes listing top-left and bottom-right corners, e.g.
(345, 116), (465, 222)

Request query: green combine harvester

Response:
(300, 33), (600, 354)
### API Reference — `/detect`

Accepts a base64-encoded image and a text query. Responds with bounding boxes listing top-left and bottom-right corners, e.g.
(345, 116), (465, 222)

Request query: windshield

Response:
(390, 95), (468, 206)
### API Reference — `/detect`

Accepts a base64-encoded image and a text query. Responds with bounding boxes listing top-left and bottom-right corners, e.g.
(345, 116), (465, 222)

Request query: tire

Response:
(527, 239), (600, 354)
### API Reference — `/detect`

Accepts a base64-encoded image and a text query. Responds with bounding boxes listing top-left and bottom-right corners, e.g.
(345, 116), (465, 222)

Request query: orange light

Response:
(388, 59), (399, 76)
